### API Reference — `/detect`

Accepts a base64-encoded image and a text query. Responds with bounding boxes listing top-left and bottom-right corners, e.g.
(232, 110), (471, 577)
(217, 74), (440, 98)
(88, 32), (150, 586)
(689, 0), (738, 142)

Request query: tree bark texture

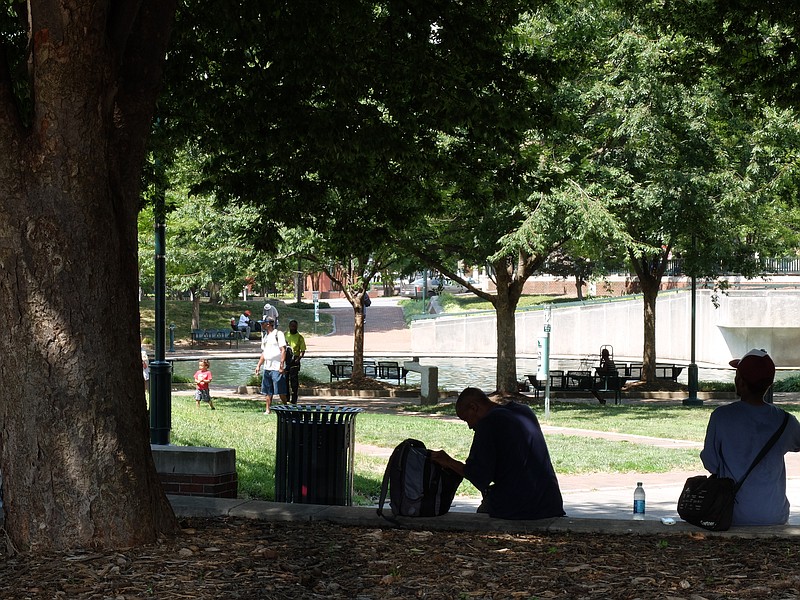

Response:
(492, 258), (526, 395)
(0, 0), (178, 552)
(628, 249), (669, 383)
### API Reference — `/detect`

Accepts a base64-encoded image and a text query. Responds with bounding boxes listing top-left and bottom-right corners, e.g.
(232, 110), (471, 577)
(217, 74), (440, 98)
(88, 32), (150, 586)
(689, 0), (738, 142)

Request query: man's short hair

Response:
(456, 387), (489, 409)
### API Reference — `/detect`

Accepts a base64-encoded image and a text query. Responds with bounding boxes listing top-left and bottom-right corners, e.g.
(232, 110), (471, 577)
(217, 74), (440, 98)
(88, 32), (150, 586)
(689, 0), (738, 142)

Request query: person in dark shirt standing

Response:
(430, 387), (565, 520)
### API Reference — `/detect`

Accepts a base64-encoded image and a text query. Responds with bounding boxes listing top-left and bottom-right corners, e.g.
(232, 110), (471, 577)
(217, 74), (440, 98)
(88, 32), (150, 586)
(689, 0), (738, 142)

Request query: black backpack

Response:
(283, 344), (294, 369)
(377, 439), (463, 520)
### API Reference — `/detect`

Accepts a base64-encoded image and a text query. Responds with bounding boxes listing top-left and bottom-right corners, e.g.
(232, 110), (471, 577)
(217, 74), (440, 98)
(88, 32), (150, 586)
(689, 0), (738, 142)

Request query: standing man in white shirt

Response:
(254, 317), (288, 414)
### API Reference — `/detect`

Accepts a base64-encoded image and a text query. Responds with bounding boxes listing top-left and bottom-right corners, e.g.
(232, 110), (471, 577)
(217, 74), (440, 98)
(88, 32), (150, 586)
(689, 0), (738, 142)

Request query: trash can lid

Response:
(272, 405), (363, 423)
(271, 405), (363, 414)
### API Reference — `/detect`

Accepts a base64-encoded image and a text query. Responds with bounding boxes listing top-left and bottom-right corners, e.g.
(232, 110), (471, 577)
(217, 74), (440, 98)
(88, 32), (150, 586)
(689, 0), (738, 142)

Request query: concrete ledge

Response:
(151, 445), (236, 475)
(153, 446), (238, 498)
(167, 496), (800, 539)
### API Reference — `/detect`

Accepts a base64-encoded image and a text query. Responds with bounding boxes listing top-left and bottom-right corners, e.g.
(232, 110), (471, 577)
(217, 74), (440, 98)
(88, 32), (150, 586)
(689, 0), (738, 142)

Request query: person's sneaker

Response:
(210, 406), (216, 410)
(264, 409), (270, 415)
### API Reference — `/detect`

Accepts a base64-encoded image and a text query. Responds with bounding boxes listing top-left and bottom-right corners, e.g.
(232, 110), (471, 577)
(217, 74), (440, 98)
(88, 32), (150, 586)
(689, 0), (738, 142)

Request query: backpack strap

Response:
(376, 454), (392, 518)
(734, 411), (790, 493)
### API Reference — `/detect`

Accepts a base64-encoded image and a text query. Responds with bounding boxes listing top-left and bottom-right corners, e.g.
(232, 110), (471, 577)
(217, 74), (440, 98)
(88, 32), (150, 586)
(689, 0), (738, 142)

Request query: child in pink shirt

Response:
(194, 360), (215, 410)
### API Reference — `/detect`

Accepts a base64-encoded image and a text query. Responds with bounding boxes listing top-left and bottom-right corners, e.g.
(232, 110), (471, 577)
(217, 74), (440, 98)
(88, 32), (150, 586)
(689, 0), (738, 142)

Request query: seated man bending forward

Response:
(431, 387), (565, 520)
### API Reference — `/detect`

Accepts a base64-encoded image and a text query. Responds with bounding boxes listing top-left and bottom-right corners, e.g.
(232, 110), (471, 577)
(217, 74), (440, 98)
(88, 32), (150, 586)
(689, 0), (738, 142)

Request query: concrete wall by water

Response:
(411, 289), (800, 368)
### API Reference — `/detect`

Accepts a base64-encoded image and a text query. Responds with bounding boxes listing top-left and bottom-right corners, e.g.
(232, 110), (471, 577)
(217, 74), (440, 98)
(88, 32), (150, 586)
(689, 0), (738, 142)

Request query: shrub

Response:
(774, 376), (800, 393)
(698, 380), (735, 392)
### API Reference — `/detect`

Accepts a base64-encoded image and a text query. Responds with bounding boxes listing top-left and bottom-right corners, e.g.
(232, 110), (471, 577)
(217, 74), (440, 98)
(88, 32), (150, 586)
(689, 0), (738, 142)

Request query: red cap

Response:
(729, 349), (775, 387)
(244, 310), (251, 316)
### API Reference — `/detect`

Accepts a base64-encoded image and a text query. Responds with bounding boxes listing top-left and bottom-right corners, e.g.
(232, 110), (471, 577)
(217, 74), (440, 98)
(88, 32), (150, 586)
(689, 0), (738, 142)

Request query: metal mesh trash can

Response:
(273, 405), (363, 506)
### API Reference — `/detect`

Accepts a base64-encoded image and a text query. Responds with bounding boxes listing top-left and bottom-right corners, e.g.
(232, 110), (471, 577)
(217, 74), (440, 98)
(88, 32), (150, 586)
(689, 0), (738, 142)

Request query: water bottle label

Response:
(633, 500), (645, 514)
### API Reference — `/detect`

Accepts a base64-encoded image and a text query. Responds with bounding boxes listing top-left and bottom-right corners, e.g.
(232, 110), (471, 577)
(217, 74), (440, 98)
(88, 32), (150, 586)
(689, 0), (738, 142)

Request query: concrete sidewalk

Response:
(169, 492), (800, 539)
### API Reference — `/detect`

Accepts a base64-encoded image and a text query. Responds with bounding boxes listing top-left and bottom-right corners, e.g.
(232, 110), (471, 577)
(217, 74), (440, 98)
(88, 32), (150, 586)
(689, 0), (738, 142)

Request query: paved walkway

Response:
(171, 297), (800, 534)
(306, 298), (412, 355)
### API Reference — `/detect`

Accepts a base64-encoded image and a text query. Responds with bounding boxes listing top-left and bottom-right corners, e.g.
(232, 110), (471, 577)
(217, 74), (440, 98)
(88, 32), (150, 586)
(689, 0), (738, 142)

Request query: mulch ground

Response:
(3, 517), (800, 599)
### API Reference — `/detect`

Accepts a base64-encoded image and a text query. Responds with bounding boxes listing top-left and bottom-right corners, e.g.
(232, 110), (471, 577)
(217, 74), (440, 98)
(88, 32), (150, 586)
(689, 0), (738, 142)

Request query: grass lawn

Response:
(139, 297), (334, 344)
(168, 396), (798, 505)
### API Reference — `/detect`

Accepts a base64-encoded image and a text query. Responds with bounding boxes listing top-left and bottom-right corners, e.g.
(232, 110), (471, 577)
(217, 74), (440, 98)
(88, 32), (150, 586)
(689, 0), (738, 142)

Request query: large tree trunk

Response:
(0, 0), (178, 552)
(641, 279), (659, 383)
(492, 259), (525, 396)
(191, 287), (201, 330)
(628, 249), (669, 384)
(351, 300), (366, 381)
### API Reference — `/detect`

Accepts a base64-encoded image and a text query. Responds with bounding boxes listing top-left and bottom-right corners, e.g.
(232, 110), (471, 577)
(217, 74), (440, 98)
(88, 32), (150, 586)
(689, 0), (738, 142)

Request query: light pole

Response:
(683, 232), (702, 406)
(150, 164), (173, 443)
(538, 304), (552, 419)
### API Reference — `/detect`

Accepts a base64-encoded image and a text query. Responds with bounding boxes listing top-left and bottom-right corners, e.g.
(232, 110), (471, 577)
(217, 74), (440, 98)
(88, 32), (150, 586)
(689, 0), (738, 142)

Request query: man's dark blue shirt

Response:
(463, 401), (565, 520)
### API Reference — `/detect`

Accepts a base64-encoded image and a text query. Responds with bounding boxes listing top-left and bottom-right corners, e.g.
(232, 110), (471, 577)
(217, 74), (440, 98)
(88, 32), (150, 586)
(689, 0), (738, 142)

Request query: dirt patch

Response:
(625, 380), (689, 393)
(4, 518), (800, 599)
(326, 378), (409, 392)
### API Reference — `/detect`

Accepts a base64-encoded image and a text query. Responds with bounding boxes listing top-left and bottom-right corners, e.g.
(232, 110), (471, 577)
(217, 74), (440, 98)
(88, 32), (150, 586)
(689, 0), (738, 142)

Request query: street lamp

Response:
(683, 233), (702, 406)
(150, 164), (173, 443)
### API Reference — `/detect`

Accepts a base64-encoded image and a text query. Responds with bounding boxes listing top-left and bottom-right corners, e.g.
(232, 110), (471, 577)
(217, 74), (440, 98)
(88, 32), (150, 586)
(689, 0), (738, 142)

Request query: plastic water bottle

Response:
(633, 482), (645, 519)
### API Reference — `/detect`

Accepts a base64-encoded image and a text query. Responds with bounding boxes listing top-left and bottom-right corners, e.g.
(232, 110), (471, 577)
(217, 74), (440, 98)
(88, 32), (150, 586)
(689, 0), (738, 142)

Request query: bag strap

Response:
(377, 442), (408, 524)
(734, 411), (790, 492)
(376, 451), (393, 518)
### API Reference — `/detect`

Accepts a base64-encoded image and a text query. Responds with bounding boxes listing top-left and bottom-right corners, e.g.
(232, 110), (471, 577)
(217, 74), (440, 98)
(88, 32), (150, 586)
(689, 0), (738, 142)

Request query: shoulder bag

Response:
(677, 412), (789, 531)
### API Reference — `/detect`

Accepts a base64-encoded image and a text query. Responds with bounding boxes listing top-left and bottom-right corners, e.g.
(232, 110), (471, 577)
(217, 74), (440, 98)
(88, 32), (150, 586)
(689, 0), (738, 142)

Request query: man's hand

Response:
(430, 450), (465, 477)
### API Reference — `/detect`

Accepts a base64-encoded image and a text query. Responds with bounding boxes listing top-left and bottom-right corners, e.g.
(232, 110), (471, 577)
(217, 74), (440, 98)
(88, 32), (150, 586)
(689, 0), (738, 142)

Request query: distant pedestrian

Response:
(592, 348), (616, 405)
(141, 344), (150, 399)
(284, 320), (307, 404)
(194, 359), (215, 410)
(262, 303), (280, 329)
(255, 317), (288, 414)
(141, 346), (150, 382)
(362, 291), (371, 325)
(237, 310), (253, 340)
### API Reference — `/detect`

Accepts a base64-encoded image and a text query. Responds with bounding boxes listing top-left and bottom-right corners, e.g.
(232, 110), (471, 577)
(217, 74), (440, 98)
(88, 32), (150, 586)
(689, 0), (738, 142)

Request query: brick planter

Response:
(151, 445), (238, 498)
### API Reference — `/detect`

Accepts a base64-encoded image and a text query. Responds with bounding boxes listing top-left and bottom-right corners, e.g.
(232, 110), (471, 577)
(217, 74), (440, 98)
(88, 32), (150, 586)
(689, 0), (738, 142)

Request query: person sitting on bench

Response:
(237, 310), (253, 340)
(592, 348), (616, 405)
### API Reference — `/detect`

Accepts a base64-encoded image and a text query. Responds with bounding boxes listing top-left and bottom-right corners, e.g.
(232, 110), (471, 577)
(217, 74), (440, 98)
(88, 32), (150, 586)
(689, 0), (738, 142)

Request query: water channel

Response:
(170, 355), (798, 391)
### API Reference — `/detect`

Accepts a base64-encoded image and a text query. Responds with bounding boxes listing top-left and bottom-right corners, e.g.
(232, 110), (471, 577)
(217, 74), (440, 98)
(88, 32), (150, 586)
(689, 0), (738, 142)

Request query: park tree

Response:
(401, 3), (633, 394)
(283, 224), (401, 380)
(586, 4), (800, 381)
(0, 1), (180, 551)
(157, 0), (553, 394)
(138, 152), (274, 331)
(623, 1), (800, 111)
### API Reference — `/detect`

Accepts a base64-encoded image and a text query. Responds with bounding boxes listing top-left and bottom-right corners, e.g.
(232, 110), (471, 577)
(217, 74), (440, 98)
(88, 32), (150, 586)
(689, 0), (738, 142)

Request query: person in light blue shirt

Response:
(701, 349), (800, 526)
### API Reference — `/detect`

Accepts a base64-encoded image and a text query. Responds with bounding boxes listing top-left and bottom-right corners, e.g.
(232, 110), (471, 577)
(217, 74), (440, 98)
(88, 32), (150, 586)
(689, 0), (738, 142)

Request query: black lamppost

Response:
(150, 165), (173, 443)
(683, 232), (702, 406)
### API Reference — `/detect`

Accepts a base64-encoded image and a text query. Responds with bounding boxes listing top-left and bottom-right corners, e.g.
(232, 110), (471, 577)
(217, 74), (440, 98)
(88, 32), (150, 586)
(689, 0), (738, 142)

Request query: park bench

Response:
(190, 328), (242, 349)
(568, 369), (628, 404)
(625, 363), (683, 382)
(526, 369), (627, 403)
(376, 361), (408, 385)
(324, 359), (408, 384)
(526, 370), (567, 400)
(325, 360), (354, 381)
(363, 360), (377, 378)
